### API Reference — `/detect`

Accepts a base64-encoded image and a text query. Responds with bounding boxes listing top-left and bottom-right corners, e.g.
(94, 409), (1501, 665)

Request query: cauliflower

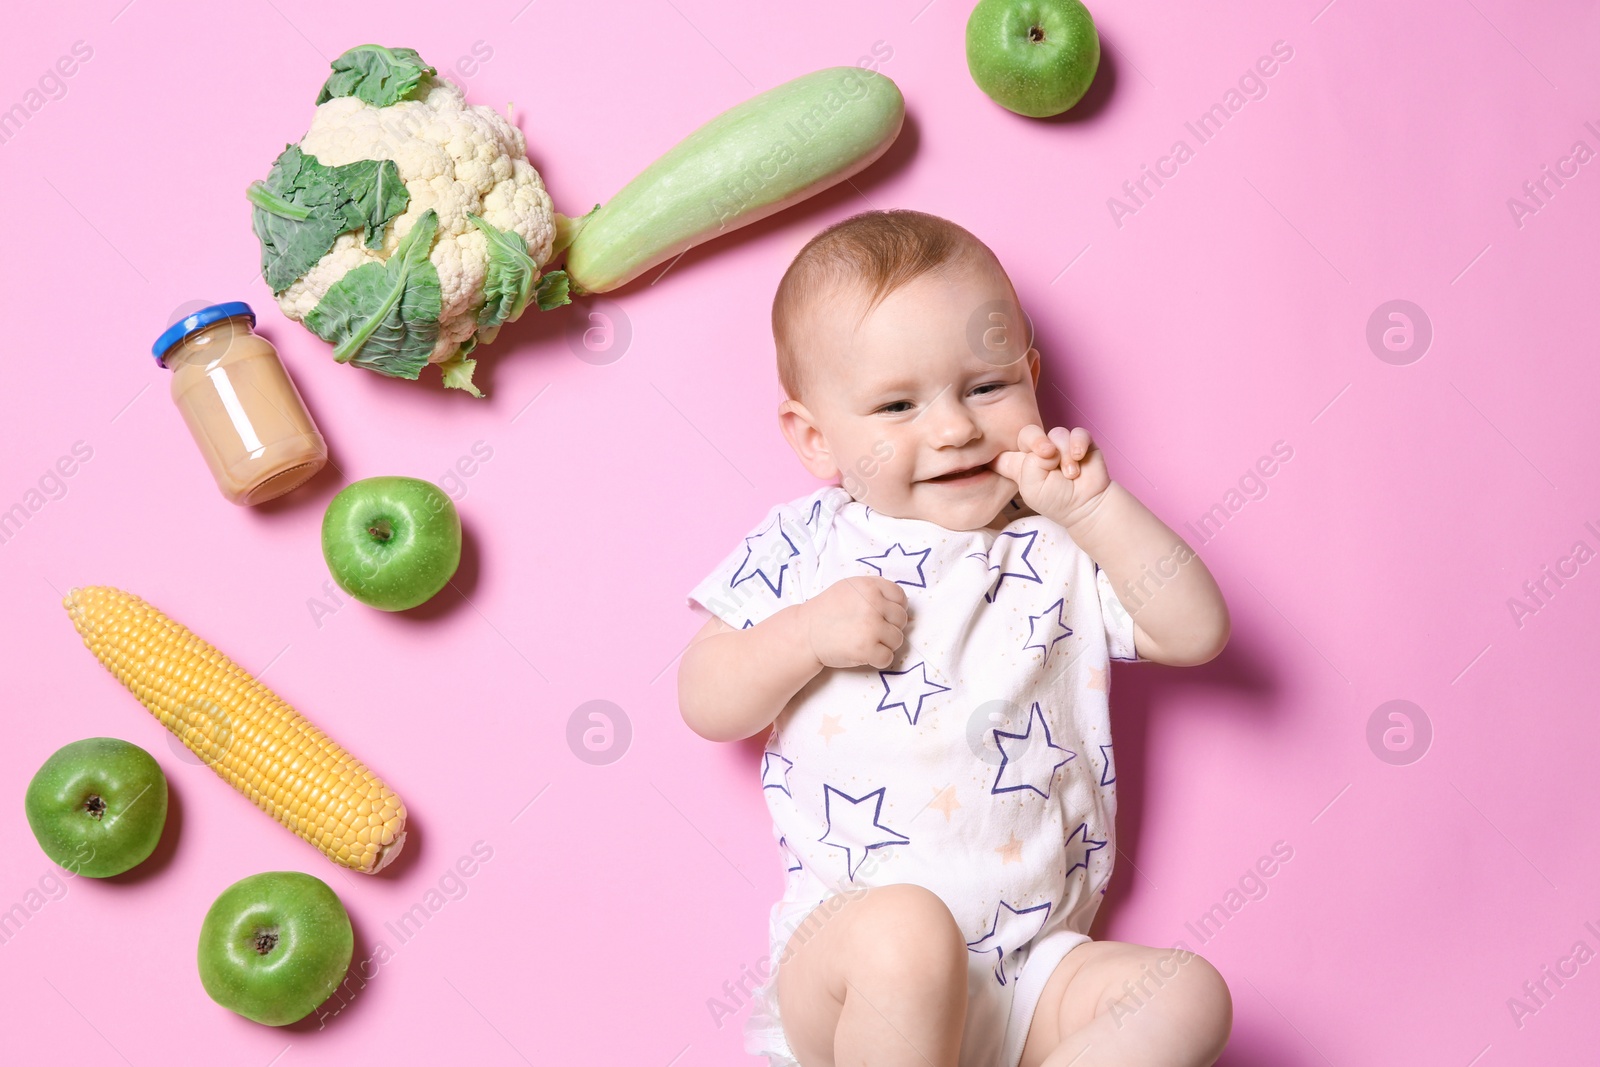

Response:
(248, 45), (571, 395)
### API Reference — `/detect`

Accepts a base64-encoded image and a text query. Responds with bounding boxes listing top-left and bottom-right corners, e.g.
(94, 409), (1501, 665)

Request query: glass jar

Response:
(152, 302), (328, 505)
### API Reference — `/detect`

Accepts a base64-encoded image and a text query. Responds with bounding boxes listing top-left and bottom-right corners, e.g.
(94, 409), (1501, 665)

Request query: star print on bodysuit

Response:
(966, 529), (1044, 602)
(731, 515), (800, 597)
(1024, 598), (1074, 665)
(1064, 821), (1107, 879)
(876, 662), (951, 725)
(991, 702), (1076, 798)
(856, 543), (932, 587)
(818, 784), (910, 881)
(995, 831), (1025, 864)
(967, 899), (1054, 985)
(927, 785), (961, 821)
(760, 751), (794, 796)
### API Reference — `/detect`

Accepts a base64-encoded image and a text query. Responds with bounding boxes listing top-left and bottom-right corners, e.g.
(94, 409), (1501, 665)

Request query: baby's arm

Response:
(1065, 479), (1229, 666)
(678, 577), (909, 742)
(996, 425), (1229, 666)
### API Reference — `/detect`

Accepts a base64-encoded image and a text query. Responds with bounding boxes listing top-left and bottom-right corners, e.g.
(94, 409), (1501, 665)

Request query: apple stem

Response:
(85, 794), (106, 820)
(367, 520), (393, 542)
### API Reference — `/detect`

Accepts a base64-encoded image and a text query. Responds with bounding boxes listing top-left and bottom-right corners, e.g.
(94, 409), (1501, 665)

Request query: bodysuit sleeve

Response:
(1095, 562), (1147, 663)
(687, 488), (842, 631)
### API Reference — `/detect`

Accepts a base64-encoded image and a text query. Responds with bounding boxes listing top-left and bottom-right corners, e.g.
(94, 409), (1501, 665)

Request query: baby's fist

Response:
(991, 425), (1110, 527)
(802, 577), (909, 670)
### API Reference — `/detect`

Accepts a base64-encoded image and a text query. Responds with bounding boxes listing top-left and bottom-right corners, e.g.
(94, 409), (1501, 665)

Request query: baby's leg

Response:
(1018, 941), (1231, 1067)
(776, 883), (968, 1067)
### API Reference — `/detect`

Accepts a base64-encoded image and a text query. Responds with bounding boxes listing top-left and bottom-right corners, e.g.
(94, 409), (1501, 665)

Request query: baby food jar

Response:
(152, 302), (328, 506)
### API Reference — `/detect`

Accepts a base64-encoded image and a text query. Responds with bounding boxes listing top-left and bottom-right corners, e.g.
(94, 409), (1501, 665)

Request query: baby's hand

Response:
(801, 577), (908, 670)
(991, 425), (1111, 528)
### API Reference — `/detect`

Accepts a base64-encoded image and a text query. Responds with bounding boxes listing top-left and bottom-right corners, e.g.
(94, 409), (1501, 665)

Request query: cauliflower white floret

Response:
(278, 79), (556, 366)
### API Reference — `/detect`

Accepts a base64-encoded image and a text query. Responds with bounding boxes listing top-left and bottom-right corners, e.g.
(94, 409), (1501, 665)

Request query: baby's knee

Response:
(851, 883), (967, 987)
(1166, 951), (1232, 1057)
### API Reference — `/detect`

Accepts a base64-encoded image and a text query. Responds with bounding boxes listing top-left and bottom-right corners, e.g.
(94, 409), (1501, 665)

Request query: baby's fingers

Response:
(1049, 426), (1093, 458)
(877, 621), (906, 652)
(1047, 427), (1091, 476)
(1046, 429), (1073, 475)
(1070, 427), (1093, 459)
(865, 642), (898, 670)
(991, 449), (1027, 483)
(1018, 424), (1060, 466)
(879, 600), (910, 630)
(871, 578), (909, 607)
(1049, 425), (1088, 454)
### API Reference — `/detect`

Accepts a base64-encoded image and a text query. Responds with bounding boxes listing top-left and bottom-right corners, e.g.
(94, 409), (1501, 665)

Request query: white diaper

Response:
(745, 891), (1094, 1067)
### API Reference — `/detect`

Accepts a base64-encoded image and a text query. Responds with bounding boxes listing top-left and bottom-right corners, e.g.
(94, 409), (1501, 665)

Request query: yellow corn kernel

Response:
(63, 586), (406, 874)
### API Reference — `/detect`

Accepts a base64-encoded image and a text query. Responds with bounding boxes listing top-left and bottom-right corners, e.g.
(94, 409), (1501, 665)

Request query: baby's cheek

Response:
(841, 441), (905, 499)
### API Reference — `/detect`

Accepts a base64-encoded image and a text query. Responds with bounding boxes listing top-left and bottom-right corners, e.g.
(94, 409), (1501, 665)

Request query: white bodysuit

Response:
(689, 486), (1144, 1067)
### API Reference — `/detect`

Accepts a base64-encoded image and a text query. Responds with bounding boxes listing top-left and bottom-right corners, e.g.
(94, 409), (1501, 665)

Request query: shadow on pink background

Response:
(1, 1), (1597, 1064)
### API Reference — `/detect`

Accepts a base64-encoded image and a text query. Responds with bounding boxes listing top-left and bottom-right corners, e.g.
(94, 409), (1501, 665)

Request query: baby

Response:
(680, 209), (1233, 1067)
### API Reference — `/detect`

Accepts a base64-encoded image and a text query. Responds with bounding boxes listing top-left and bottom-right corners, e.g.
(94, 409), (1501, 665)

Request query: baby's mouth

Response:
(922, 463), (996, 485)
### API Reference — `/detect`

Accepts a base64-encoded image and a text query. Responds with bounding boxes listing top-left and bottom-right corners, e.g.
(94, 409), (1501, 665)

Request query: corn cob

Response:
(62, 585), (407, 874)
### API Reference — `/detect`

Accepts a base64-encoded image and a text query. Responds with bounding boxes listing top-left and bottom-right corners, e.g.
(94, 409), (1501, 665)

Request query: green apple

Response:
(322, 475), (462, 611)
(24, 737), (168, 878)
(966, 0), (1100, 118)
(197, 871), (353, 1026)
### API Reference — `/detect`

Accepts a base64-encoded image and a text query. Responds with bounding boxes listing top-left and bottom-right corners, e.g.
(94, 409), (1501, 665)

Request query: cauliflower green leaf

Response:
(468, 214), (538, 330)
(344, 162), (410, 250)
(534, 270), (571, 311)
(248, 144), (409, 291)
(468, 215), (571, 335)
(304, 208), (442, 379)
(438, 349), (483, 397)
(316, 45), (436, 107)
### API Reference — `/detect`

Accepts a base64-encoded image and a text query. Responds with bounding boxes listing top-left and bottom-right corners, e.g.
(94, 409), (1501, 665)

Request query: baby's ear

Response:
(777, 399), (839, 480)
(1027, 347), (1042, 388)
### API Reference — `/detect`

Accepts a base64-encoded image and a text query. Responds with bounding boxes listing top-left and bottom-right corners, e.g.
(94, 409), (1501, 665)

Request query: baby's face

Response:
(780, 260), (1044, 532)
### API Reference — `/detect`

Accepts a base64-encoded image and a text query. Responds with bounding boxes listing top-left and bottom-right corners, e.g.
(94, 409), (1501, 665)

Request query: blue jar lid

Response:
(151, 302), (256, 362)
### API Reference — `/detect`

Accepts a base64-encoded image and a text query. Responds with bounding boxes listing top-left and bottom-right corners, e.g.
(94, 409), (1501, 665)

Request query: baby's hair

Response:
(771, 208), (1015, 400)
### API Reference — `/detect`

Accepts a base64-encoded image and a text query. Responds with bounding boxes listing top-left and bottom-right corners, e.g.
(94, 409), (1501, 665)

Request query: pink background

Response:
(3, 0), (1598, 1063)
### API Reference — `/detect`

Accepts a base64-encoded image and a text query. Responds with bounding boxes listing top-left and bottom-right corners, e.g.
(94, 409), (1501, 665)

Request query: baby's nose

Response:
(927, 396), (980, 444)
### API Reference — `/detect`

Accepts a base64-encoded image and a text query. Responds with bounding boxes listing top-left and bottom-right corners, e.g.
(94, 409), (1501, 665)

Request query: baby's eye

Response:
(876, 400), (914, 414)
(970, 382), (1005, 395)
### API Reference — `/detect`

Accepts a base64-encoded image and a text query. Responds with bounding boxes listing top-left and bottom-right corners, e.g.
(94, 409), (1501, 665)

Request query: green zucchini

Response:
(561, 65), (904, 294)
